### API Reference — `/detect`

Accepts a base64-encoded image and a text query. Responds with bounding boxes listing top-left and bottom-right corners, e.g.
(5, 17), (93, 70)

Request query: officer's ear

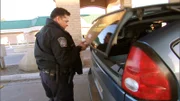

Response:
(54, 16), (61, 24)
(53, 16), (59, 21)
(53, 16), (57, 21)
(57, 16), (61, 20)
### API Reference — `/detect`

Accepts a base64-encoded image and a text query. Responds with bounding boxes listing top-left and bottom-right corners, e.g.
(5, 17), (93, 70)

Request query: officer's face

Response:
(57, 15), (70, 29)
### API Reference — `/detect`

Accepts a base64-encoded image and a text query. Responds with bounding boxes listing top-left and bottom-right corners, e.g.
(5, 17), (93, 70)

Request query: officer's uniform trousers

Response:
(40, 70), (75, 101)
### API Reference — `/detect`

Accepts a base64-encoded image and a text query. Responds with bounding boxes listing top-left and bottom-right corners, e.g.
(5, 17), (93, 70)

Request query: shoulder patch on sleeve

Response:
(57, 37), (67, 47)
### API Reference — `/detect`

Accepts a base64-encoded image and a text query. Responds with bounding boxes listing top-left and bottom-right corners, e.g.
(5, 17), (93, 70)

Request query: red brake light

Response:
(122, 46), (171, 100)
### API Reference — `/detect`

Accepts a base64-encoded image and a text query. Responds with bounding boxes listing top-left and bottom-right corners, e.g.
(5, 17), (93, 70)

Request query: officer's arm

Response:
(51, 36), (82, 68)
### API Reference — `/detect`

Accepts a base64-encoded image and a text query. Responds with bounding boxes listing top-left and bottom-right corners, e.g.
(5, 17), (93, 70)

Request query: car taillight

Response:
(122, 46), (171, 100)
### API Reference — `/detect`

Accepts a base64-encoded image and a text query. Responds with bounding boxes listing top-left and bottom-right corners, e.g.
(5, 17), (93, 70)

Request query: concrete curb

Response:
(1, 68), (90, 82)
(1, 73), (40, 82)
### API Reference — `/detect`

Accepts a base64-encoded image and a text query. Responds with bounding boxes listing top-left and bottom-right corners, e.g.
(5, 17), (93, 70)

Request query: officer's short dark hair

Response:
(50, 7), (71, 19)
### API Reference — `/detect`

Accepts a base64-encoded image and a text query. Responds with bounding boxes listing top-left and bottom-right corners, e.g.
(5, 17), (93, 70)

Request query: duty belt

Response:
(41, 69), (55, 76)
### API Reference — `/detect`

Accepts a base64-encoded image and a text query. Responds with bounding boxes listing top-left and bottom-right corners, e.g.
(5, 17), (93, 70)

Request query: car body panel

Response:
(139, 21), (180, 84)
(88, 69), (102, 101)
(125, 94), (137, 101)
(90, 51), (126, 101)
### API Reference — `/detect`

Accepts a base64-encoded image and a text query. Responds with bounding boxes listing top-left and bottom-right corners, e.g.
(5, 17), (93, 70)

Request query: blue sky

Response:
(1, 0), (55, 21)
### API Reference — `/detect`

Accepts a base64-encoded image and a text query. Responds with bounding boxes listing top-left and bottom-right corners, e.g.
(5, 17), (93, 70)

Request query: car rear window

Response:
(87, 10), (126, 52)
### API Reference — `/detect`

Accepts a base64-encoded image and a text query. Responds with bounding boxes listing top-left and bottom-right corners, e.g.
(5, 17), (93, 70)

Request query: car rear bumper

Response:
(88, 68), (138, 101)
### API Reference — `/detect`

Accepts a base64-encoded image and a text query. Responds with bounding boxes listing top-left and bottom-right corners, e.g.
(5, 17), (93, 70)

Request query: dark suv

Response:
(87, 3), (180, 101)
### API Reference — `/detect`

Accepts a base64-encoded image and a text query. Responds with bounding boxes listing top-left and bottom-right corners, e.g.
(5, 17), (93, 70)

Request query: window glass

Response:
(94, 24), (117, 52)
(87, 10), (126, 52)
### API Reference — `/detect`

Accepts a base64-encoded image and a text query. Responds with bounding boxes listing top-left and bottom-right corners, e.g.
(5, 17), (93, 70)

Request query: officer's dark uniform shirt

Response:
(34, 18), (82, 74)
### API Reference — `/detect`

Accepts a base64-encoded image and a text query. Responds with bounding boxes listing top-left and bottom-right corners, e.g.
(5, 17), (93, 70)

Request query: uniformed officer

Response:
(34, 7), (88, 101)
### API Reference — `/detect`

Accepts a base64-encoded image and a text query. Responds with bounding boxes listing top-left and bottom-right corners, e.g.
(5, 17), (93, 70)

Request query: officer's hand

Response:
(79, 41), (89, 51)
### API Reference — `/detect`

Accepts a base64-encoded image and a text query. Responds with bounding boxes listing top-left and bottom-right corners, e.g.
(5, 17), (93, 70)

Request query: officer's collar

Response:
(46, 18), (65, 30)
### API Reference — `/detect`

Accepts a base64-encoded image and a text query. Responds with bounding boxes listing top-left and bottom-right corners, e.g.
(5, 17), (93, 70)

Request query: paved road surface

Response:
(1, 46), (92, 101)
(1, 73), (91, 101)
